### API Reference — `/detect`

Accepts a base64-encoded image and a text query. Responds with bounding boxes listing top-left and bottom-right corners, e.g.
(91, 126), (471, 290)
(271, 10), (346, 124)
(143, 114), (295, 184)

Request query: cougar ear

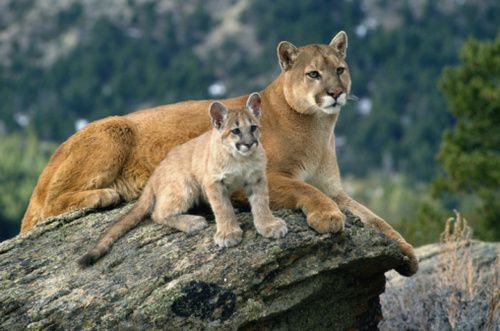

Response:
(329, 31), (348, 59)
(277, 41), (298, 71)
(246, 92), (262, 118)
(209, 101), (228, 130)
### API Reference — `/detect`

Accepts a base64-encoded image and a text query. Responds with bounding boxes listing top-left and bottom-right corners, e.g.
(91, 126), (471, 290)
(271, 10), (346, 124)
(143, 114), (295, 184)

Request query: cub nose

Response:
(237, 141), (257, 150)
(328, 87), (344, 99)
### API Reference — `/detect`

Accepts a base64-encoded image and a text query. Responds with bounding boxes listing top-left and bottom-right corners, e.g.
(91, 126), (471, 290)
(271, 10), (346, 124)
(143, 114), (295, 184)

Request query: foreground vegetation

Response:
(381, 212), (500, 330)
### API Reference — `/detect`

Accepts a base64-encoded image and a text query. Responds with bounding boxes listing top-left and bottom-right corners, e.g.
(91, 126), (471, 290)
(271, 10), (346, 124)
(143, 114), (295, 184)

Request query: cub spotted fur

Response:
(79, 93), (287, 266)
(23, 31), (418, 276)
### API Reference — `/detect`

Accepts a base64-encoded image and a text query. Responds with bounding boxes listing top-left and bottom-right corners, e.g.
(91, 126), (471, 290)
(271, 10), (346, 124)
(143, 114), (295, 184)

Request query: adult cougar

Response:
(22, 31), (418, 276)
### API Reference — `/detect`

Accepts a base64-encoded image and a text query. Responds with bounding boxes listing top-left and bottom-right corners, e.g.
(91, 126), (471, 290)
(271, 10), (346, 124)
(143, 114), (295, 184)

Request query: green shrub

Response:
(0, 131), (55, 240)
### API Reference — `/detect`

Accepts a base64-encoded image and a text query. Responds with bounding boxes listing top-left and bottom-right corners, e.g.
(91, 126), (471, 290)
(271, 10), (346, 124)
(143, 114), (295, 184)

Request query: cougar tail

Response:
(78, 185), (155, 267)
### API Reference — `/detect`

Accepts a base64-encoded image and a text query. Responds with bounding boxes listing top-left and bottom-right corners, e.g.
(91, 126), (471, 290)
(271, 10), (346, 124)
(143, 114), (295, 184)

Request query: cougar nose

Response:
(328, 87), (344, 99)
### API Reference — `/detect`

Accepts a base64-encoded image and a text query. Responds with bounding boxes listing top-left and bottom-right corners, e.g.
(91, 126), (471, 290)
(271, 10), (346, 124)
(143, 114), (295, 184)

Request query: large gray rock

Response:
(0, 205), (410, 330)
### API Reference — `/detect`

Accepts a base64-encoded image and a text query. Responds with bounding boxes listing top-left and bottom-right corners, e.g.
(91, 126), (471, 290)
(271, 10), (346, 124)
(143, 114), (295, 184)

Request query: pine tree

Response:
(437, 35), (500, 239)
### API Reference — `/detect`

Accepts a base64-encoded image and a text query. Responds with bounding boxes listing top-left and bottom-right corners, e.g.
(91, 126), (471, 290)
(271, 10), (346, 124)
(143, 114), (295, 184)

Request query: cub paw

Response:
(307, 209), (345, 234)
(256, 217), (288, 239)
(184, 216), (209, 236)
(214, 226), (243, 248)
(395, 242), (419, 277)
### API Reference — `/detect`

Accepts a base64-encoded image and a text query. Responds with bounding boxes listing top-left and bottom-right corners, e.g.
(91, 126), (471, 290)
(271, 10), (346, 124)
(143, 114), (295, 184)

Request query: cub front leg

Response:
(266, 173), (345, 234)
(204, 181), (243, 248)
(245, 176), (287, 239)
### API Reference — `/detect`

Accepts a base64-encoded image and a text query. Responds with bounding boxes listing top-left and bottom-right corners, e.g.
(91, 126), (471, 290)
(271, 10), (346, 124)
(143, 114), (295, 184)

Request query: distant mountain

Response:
(0, 0), (254, 68)
(0, 0), (498, 179)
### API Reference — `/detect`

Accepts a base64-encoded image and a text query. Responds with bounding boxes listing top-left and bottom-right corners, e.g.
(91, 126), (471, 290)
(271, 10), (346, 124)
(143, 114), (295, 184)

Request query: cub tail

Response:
(78, 185), (155, 267)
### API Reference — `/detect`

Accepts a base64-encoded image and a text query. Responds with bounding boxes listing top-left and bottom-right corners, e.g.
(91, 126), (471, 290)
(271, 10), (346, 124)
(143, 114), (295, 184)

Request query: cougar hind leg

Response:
(37, 117), (137, 224)
(41, 188), (122, 219)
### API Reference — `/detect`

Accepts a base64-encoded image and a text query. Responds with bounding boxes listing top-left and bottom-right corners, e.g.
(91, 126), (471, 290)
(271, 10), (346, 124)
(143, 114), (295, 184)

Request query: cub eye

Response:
(231, 128), (241, 135)
(306, 71), (320, 79)
(336, 67), (345, 75)
(250, 125), (258, 132)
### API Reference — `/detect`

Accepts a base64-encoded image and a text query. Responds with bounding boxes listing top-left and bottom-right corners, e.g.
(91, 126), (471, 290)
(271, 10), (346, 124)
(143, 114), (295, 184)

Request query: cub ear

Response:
(329, 31), (348, 59)
(208, 101), (228, 130)
(277, 41), (298, 71)
(246, 92), (262, 118)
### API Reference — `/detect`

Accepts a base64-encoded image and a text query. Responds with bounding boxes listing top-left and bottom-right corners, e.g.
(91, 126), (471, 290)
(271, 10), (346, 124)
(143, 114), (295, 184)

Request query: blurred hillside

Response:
(0, 0), (498, 240)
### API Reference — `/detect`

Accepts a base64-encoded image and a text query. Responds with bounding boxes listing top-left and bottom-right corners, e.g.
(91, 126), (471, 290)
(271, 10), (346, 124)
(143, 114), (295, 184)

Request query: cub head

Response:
(209, 92), (262, 157)
(277, 31), (352, 116)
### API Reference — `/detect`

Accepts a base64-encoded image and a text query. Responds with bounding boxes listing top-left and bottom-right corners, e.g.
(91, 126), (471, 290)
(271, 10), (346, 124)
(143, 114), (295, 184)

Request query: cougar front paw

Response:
(214, 225), (243, 248)
(256, 217), (288, 239)
(395, 242), (419, 276)
(307, 209), (345, 234)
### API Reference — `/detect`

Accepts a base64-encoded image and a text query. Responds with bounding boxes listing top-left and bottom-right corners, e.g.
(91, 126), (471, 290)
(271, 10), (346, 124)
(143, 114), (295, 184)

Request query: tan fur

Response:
(79, 94), (287, 266)
(23, 31), (418, 276)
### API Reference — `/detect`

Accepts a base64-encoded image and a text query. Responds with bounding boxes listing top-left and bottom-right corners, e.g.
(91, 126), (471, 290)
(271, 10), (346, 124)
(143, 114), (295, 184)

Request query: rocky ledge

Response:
(0, 205), (410, 330)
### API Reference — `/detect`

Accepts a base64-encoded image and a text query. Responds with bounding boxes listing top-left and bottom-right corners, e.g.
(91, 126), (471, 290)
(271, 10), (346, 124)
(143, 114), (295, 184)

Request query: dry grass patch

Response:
(381, 211), (499, 330)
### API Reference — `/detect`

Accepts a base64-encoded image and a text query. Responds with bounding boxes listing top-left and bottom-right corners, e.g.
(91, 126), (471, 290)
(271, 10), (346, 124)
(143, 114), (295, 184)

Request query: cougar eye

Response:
(336, 67), (345, 75)
(231, 128), (241, 135)
(306, 71), (320, 79)
(250, 125), (258, 132)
